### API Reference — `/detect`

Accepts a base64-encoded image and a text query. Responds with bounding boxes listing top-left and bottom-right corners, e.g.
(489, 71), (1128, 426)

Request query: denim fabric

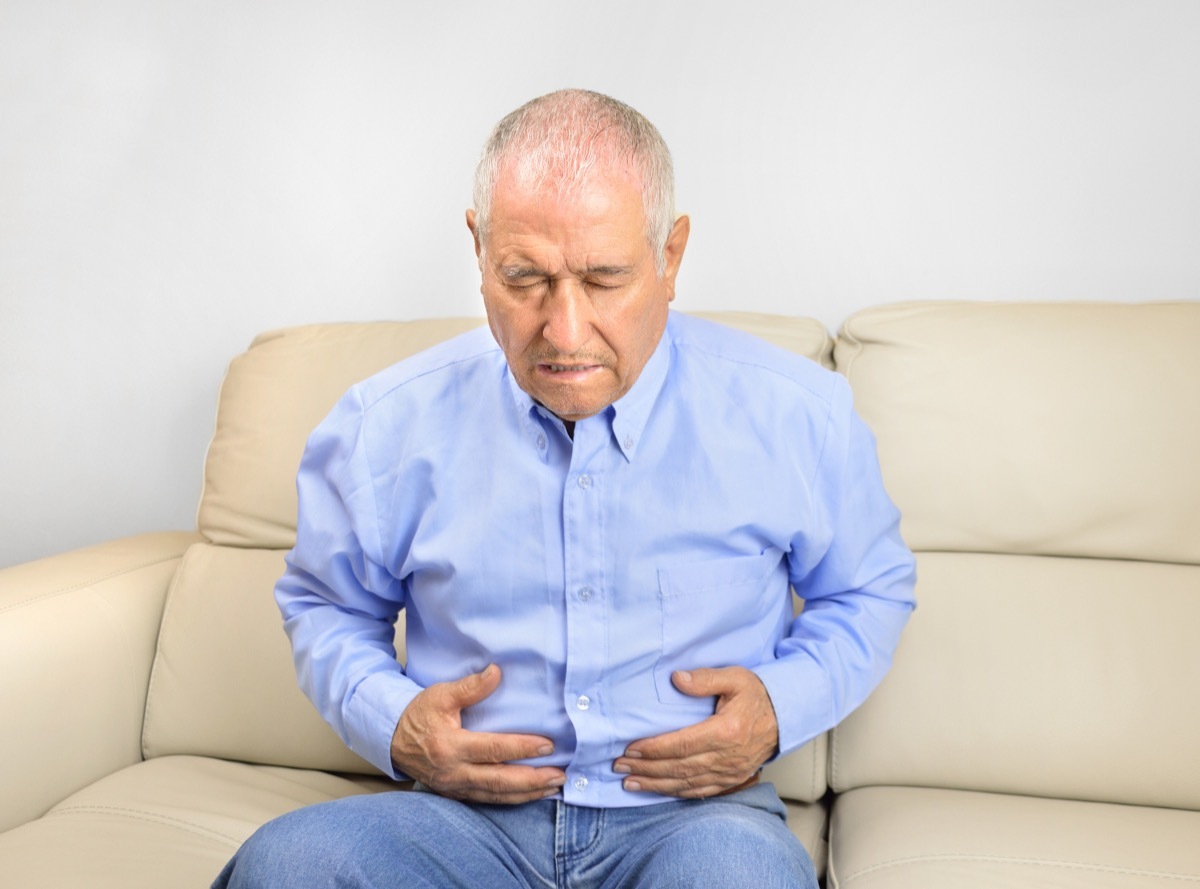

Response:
(212, 782), (817, 888)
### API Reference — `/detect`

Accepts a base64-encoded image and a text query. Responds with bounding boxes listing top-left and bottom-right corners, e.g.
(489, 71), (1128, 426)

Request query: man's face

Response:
(468, 169), (689, 425)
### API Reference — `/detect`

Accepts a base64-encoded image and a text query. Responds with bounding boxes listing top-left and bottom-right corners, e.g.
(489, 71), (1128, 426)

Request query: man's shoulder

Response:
(352, 324), (503, 411)
(667, 311), (841, 405)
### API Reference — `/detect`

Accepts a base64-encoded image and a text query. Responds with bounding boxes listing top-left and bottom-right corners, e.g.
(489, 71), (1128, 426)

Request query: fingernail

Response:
(675, 670), (692, 683)
(624, 749), (642, 759)
(547, 775), (566, 787)
(614, 763), (631, 774)
(537, 744), (553, 756)
(624, 779), (642, 791)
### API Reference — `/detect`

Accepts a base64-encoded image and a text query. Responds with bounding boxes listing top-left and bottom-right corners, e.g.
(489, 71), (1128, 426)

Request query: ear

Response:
(661, 214), (690, 302)
(466, 209), (483, 266)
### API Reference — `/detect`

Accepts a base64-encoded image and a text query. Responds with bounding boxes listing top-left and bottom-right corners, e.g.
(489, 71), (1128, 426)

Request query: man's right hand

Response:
(389, 664), (567, 804)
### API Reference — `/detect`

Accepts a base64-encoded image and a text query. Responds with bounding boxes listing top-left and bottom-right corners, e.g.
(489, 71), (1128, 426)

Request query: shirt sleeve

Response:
(274, 387), (423, 779)
(752, 375), (917, 757)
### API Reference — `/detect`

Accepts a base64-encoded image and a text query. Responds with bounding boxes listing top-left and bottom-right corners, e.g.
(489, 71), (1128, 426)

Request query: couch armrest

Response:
(0, 532), (199, 831)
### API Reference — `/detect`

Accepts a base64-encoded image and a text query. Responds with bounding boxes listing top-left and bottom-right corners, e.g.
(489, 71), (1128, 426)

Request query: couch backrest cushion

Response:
(159, 313), (835, 797)
(143, 543), (381, 773)
(831, 551), (1200, 808)
(830, 301), (1200, 809)
(834, 301), (1200, 563)
(198, 319), (487, 550)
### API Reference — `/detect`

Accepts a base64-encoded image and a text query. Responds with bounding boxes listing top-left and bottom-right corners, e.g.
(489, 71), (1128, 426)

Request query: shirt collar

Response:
(608, 321), (671, 462)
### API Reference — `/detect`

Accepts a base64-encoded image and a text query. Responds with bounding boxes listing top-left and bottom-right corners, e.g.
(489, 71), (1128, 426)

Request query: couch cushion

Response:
(198, 313), (834, 550)
(0, 755), (395, 889)
(0, 756), (827, 888)
(835, 301), (1200, 563)
(199, 318), (487, 550)
(828, 785), (1200, 888)
(0, 532), (198, 832)
(143, 543), (382, 773)
(686, 310), (834, 370)
(830, 551), (1200, 809)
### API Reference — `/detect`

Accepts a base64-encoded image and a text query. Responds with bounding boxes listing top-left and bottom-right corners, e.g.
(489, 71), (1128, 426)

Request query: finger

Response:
(434, 763), (566, 804)
(616, 746), (754, 798)
(671, 665), (756, 699)
(455, 728), (557, 765)
(433, 663), (503, 711)
(622, 772), (760, 800)
(619, 771), (736, 799)
(621, 721), (711, 763)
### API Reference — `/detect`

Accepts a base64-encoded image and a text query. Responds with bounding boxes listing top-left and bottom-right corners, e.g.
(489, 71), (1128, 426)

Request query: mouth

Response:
(537, 362), (603, 381)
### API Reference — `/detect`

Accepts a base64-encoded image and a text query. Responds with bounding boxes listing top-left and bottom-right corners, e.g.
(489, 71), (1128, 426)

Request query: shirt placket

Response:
(560, 418), (609, 803)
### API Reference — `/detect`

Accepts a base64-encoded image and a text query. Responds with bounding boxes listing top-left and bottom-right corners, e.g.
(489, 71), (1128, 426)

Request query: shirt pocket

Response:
(653, 548), (786, 706)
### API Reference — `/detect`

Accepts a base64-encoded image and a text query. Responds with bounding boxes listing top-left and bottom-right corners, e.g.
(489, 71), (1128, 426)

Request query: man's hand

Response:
(390, 664), (567, 804)
(613, 666), (779, 799)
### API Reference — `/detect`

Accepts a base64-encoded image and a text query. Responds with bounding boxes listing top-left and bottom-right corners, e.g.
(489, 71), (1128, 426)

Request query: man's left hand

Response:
(613, 666), (779, 798)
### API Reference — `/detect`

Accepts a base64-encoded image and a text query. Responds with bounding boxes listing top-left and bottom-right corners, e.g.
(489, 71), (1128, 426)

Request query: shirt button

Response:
(536, 434), (547, 450)
(574, 776), (589, 791)
(576, 695), (590, 711)
(624, 435), (634, 449)
(578, 586), (592, 602)
(577, 474), (591, 489)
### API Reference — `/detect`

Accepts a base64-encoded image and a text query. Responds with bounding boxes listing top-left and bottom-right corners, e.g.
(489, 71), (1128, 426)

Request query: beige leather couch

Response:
(2, 302), (1197, 888)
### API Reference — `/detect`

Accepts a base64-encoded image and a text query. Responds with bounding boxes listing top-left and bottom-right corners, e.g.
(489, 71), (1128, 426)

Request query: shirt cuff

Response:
(752, 654), (833, 758)
(343, 669), (425, 779)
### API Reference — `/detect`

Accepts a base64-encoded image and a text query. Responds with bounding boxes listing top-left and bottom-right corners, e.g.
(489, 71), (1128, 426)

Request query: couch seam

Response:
(811, 733), (819, 800)
(44, 804), (244, 847)
(829, 726), (841, 792)
(140, 546), (198, 759)
(0, 552), (184, 616)
(837, 852), (1200, 885)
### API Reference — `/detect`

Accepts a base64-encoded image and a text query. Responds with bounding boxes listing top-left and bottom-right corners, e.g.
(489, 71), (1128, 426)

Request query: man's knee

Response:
(629, 807), (817, 889)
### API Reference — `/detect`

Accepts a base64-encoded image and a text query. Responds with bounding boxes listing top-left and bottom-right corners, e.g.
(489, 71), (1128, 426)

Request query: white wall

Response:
(2, 0), (1197, 567)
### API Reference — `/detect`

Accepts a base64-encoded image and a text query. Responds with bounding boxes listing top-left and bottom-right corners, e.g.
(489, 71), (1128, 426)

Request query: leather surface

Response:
(0, 756), (825, 888)
(0, 532), (198, 831)
(143, 543), (380, 774)
(831, 551), (1200, 809)
(687, 310), (834, 369)
(0, 755), (396, 889)
(829, 785), (1200, 888)
(836, 301), (1200, 563)
(198, 317), (487, 549)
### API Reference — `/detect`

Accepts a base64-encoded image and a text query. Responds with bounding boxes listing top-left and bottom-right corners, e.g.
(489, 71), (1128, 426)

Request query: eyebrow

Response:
(587, 265), (634, 278)
(500, 265), (545, 281)
(499, 264), (634, 280)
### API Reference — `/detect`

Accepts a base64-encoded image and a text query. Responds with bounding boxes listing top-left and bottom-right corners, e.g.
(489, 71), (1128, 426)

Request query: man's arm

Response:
(615, 378), (916, 798)
(280, 390), (565, 800)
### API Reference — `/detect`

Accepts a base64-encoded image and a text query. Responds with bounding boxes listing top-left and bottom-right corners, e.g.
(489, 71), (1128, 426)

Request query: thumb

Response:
(671, 667), (728, 697)
(442, 663), (503, 710)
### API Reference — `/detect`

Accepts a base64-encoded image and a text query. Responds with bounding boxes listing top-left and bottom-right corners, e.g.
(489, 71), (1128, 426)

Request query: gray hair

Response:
(472, 89), (676, 276)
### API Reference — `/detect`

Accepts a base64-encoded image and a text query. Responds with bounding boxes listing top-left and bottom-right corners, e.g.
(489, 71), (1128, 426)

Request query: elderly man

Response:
(214, 89), (915, 888)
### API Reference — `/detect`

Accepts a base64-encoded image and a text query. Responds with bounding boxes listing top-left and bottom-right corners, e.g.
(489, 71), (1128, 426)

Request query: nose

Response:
(541, 280), (593, 354)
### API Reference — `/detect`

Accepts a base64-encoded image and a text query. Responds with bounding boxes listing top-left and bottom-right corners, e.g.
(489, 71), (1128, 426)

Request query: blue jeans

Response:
(212, 782), (817, 888)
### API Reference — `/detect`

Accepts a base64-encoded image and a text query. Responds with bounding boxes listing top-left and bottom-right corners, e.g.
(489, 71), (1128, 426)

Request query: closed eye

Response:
(500, 266), (548, 291)
(585, 266), (633, 290)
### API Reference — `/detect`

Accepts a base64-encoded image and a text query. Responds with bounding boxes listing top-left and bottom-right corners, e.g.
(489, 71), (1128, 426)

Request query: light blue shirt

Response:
(277, 312), (915, 807)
